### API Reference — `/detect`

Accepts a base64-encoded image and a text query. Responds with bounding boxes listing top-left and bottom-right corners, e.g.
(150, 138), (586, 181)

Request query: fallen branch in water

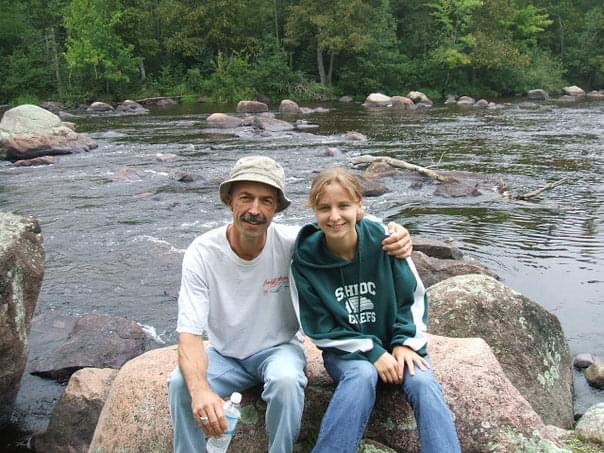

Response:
(351, 155), (457, 182)
(514, 177), (572, 200)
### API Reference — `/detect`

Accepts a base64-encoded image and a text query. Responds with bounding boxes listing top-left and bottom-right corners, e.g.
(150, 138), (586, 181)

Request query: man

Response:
(168, 156), (412, 453)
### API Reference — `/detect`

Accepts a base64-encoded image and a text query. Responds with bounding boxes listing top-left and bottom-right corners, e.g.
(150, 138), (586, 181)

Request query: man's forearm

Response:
(177, 332), (211, 396)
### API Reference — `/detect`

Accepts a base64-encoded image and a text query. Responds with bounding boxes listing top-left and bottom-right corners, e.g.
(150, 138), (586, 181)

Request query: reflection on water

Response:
(1, 101), (603, 414)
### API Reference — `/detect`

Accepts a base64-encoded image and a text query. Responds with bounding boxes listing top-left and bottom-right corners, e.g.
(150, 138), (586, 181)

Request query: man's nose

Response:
(248, 198), (261, 213)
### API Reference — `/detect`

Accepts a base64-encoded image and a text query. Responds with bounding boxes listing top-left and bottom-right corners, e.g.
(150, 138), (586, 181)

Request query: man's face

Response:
(228, 181), (279, 239)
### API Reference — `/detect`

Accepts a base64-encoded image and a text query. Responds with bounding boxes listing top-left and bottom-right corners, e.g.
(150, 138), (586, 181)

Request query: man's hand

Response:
(383, 222), (412, 259)
(177, 333), (228, 437)
(391, 345), (429, 381)
(192, 388), (228, 438)
(374, 351), (403, 384)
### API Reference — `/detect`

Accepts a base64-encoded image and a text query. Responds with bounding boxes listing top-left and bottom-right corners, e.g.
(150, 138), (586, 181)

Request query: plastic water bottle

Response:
(206, 392), (242, 453)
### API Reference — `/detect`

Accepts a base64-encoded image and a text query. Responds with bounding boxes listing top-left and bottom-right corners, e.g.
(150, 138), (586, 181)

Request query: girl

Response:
(290, 167), (460, 453)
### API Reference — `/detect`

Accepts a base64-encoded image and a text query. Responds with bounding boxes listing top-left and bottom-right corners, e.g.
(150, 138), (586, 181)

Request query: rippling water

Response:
(1, 100), (603, 414)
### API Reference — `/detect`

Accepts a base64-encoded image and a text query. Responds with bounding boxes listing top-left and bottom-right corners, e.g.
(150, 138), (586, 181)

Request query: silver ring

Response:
(200, 416), (209, 423)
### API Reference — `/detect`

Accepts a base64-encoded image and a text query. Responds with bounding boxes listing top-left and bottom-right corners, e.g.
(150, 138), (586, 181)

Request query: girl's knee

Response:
(403, 368), (439, 393)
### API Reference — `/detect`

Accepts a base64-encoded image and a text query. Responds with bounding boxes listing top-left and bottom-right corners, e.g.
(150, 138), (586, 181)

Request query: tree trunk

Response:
(273, 0), (279, 43)
(317, 45), (327, 85)
(49, 28), (64, 97)
(139, 60), (146, 81)
(327, 52), (335, 86)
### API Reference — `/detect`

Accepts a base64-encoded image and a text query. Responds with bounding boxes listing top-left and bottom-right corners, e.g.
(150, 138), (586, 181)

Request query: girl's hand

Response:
(392, 345), (429, 381)
(374, 352), (403, 384)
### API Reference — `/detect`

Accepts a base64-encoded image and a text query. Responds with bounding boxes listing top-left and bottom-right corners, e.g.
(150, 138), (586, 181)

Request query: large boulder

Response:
(236, 100), (268, 113)
(88, 336), (560, 452)
(28, 312), (161, 382)
(527, 89), (549, 101)
(391, 96), (415, 110)
(406, 91), (433, 106)
(412, 237), (463, 259)
(0, 104), (97, 161)
(86, 101), (114, 113)
(206, 113), (242, 129)
(562, 85), (585, 97)
(362, 93), (392, 107)
(279, 99), (301, 114)
(115, 100), (148, 115)
(31, 368), (118, 453)
(0, 212), (45, 428)
(428, 274), (574, 428)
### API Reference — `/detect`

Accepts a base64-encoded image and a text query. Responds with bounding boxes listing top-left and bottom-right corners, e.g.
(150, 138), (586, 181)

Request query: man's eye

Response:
(263, 199), (274, 205)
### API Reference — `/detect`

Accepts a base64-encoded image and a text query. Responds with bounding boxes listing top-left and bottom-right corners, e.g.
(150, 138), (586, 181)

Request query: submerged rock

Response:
(575, 403), (604, 444)
(115, 100), (148, 115)
(14, 155), (57, 166)
(28, 313), (161, 382)
(412, 250), (497, 288)
(573, 353), (595, 369)
(584, 362), (604, 389)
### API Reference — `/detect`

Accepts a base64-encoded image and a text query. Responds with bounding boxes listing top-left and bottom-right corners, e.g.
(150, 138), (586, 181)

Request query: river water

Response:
(1, 100), (603, 423)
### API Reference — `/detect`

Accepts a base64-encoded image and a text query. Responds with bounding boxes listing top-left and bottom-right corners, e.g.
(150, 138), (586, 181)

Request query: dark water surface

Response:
(1, 100), (603, 443)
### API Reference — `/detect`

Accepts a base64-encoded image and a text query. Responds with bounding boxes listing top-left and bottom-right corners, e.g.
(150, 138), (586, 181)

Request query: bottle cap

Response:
(231, 392), (242, 404)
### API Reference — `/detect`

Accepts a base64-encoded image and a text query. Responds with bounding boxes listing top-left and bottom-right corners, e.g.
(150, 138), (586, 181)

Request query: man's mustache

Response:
(240, 213), (267, 225)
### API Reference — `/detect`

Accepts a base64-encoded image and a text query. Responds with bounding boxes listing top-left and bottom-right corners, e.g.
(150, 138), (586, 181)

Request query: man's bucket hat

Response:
(219, 156), (291, 212)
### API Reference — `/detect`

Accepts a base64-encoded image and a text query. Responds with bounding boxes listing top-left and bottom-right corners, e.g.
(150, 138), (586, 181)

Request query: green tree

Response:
(64, 0), (140, 98)
(0, 0), (68, 103)
(285, 0), (374, 86)
(336, 0), (411, 96)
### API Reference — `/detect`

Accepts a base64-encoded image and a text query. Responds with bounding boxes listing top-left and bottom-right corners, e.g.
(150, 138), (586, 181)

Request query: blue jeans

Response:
(168, 342), (307, 453)
(313, 351), (461, 453)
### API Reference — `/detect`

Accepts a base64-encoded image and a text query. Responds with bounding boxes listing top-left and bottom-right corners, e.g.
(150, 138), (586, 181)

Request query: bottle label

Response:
(225, 415), (238, 435)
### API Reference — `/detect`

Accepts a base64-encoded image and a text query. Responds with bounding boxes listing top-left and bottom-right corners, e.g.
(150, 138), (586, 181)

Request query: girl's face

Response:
(314, 182), (363, 242)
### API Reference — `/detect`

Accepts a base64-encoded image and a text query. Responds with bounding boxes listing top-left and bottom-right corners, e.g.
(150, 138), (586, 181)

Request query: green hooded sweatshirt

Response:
(290, 218), (428, 363)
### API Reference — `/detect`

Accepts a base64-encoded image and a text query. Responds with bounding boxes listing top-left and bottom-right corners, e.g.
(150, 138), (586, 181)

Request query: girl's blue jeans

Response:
(313, 351), (461, 453)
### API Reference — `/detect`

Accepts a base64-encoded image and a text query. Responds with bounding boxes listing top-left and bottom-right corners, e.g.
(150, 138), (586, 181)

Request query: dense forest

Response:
(1, 0), (603, 105)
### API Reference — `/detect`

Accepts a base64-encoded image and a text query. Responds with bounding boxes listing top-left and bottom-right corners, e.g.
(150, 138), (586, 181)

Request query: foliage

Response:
(0, 0), (602, 103)
(11, 94), (42, 107)
(563, 434), (604, 453)
(64, 0), (140, 98)
(202, 52), (257, 103)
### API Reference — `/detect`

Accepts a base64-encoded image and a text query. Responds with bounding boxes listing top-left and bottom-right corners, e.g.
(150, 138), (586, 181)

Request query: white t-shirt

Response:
(177, 223), (303, 359)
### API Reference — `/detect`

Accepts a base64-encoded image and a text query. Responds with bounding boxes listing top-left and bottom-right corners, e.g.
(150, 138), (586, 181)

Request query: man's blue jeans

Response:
(168, 342), (307, 453)
(313, 351), (461, 453)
